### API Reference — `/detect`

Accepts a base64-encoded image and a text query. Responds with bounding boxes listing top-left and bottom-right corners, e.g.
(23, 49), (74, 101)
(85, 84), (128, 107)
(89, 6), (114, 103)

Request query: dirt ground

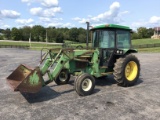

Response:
(0, 48), (160, 120)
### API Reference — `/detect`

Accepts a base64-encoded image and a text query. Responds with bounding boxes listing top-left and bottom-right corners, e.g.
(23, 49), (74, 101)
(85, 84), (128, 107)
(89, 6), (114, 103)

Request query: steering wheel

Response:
(76, 45), (83, 49)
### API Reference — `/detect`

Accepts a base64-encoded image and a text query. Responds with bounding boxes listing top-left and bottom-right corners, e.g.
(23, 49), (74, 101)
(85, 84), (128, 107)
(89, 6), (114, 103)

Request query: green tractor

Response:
(7, 23), (140, 96)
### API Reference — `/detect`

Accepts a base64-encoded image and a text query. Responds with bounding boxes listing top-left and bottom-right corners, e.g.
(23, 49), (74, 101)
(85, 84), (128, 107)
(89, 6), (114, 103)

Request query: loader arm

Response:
(38, 48), (97, 85)
(40, 49), (73, 85)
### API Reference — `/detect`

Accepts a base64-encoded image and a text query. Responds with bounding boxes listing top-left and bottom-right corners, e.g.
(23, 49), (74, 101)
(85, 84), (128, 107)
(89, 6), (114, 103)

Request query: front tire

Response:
(113, 54), (140, 87)
(74, 73), (95, 96)
(55, 69), (70, 85)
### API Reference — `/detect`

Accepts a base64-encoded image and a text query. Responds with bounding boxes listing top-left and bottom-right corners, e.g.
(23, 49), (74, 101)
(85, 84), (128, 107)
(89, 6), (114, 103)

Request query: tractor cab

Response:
(90, 24), (133, 67)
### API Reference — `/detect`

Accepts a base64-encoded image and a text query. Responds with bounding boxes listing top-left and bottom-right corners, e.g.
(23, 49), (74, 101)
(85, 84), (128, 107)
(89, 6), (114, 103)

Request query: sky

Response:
(0, 0), (160, 30)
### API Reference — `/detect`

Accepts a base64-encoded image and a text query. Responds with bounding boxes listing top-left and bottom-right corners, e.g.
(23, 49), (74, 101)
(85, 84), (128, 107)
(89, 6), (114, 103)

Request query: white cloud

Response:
(30, 7), (62, 17)
(15, 18), (34, 25)
(131, 16), (160, 29)
(72, 17), (82, 21)
(47, 22), (62, 27)
(149, 16), (160, 24)
(21, 0), (59, 7)
(131, 22), (148, 29)
(38, 17), (69, 28)
(0, 10), (20, 19)
(110, 2), (120, 11)
(53, 18), (63, 21)
(41, 0), (58, 7)
(21, 0), (35, 6)
(0, 21), (10, 29)
(3, 24), (10, 28)
(51, 7), (62, 13)
(118, 11), (129, 17)
(21, 0), (31, 2)
(88, 15), (93, 18)
(39, 17), (63, 23)
(63, 23), (75, 28)
(43, 7), (62, 17)
(21, 0), (38, 3)
(47, 22), (75, 28)
(72, 2), (127, 24)
(30, 7), (42, 16)
(39, 17), (51, 22)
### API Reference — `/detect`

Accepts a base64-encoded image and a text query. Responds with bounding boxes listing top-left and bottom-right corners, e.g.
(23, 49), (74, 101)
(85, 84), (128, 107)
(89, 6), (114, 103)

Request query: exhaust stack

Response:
(86, 22), (90, 49)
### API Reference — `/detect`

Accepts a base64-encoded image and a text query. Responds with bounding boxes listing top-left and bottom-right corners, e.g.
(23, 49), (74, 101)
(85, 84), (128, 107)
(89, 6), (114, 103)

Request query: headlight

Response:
(116, 50), (123, 54)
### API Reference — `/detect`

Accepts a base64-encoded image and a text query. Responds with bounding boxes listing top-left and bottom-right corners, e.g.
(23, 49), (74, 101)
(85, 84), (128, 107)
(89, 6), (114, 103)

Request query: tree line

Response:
(0, 25), (155, 43)
(131, 27), (154, 40)
(0, 25), (87, 43)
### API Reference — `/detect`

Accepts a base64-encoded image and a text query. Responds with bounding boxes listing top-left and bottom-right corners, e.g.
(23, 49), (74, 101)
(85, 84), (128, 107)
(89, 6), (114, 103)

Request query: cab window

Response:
(93, 30), (115, 48)
(116, 30), (130, 48)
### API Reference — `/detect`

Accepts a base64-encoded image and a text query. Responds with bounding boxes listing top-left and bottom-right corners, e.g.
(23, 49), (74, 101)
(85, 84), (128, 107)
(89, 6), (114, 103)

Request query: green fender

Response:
(123, 49), (138, 55)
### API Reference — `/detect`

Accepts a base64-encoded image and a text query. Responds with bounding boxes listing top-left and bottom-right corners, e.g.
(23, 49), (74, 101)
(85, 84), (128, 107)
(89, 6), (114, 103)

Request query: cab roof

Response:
(91, 24), (131, 30)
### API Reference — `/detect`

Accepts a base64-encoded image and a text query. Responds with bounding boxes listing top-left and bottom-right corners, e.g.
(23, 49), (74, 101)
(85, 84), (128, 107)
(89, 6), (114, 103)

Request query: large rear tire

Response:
(113, 54), (140, 87)
(74, 73), (95, 96)
(55, 69), (70, 85)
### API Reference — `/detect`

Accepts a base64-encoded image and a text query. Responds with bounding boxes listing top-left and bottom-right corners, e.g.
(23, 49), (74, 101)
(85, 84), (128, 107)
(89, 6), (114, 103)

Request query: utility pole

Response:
(46, 29), (48, 46)
(29, 33), (31, 48)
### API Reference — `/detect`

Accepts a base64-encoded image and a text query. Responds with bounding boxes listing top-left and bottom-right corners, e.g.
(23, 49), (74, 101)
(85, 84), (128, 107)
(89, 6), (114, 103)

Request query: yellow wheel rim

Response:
(125, 61), (138, 81)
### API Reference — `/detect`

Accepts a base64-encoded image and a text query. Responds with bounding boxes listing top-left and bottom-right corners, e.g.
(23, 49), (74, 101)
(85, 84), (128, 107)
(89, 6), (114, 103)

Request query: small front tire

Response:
(74, 73), (95, 96)
(55, 69), (70, 85)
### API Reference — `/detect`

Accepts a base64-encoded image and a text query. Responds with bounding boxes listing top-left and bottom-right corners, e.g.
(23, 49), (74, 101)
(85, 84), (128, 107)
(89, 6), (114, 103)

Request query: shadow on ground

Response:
(96, 75), (143, 87)
(95, 75), (117, 86)
(21, 76), (143, 103)
(21, 86), (74, 104)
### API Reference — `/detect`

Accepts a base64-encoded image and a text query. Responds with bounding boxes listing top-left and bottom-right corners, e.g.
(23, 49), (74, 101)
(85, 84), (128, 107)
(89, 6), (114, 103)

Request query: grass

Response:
(131, 38), (160, 52)
(138, 47), (160, 52)
(1, 38), (160, 52)
(0, 41), (29, 46)
(0, 40), (62, 50)
(132, 38), (160, 45)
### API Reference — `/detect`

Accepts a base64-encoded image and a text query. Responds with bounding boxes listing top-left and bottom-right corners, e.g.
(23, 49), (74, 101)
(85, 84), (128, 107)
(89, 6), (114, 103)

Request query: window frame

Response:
(92, 29), (116, 49)
(91, 28), (131, 49)
(116, 30), (131, 49)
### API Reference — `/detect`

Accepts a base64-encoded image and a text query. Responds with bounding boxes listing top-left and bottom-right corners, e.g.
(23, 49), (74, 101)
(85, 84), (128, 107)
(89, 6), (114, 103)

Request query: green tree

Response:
(59, 27), (69, 40)
(78, 27), (86, 42)
(46, 27), (57, 42)
(137, 27), (148, 38)
(0, 29), (4, 40)
(131, 31), (139, 40)
(32, 25), (45, 42)
(21, 26), (31, 41)
(0, 35), (4, 40)
(147, 28), (154, 38)
(11, 27), (22, 40)
(69, 28), (79, 42)
(55, 32), (64, 43)
(3, 28), (11, 40)
(78, 34), (86, 43)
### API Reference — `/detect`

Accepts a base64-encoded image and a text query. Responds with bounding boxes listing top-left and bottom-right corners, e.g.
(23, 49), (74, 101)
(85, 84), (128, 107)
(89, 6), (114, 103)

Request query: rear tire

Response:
(55, 69), (70, 85)
(113, 54), (140, 87)
(74, 73), (95, 96)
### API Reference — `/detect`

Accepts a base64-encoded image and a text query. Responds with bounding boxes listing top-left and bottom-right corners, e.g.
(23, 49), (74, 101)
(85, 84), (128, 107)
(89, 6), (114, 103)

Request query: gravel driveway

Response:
(0, 48), (160, 120)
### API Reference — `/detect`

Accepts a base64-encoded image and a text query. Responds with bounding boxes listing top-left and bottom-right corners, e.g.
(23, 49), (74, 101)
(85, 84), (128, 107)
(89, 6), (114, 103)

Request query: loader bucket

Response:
(7, 64), (43, 93)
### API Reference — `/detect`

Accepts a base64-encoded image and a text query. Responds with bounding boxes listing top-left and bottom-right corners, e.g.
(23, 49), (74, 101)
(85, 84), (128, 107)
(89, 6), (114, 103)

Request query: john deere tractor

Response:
(7, 23), (140, 96)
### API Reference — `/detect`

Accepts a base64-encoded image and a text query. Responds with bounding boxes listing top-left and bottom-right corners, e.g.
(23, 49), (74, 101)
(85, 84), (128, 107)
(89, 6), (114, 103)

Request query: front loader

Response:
(7, 23), (140, 96)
